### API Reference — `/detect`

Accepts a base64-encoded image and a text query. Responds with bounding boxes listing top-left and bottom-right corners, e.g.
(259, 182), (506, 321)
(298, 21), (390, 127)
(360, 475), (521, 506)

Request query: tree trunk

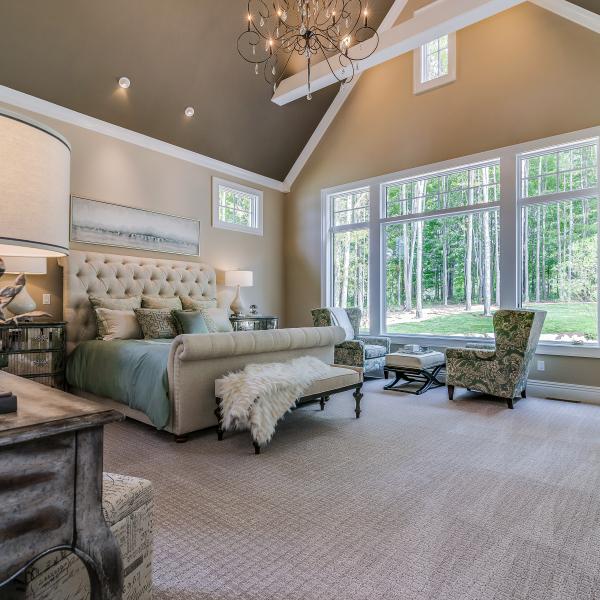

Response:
(403, 223), (412, 311)
(557, 205), (563, 300)
(535, 204), (541, 302)
(414, 180), (425, 319)
(541, 205), (546, 301)
(340, 236), (350, 307)
(567, 201), (573, 301)
(494, 211), (500, 306)
(523, 209), (529, 304)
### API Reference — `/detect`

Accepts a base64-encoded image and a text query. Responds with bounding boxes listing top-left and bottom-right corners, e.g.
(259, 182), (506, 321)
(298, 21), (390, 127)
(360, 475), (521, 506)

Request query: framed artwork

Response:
(70, 196), (200, 256)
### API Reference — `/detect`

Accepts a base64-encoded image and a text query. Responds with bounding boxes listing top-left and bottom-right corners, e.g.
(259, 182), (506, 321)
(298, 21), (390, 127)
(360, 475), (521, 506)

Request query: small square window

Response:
(212, 177), (263, 235)
(414, 32), (456, 95)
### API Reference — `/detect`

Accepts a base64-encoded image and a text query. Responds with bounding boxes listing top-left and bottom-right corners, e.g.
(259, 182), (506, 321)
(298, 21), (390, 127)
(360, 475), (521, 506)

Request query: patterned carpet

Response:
(104, 382), (600, 600)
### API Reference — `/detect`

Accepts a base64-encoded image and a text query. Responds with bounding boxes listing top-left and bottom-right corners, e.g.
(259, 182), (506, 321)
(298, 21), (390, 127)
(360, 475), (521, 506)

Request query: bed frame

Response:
(59, 250), (343, 440)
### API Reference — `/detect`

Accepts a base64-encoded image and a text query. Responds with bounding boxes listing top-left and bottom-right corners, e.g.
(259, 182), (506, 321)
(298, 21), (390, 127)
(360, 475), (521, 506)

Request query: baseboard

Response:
(527, 379), (600, 404)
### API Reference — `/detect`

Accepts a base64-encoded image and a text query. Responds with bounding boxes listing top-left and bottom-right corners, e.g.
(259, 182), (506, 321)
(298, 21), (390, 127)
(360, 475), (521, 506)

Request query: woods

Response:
(331, 143), (598, 341)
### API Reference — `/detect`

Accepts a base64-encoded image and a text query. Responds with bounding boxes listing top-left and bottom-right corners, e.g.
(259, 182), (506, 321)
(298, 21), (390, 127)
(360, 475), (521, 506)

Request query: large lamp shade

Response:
(0, 109), (70, 257)
(225, 270), (253, 287)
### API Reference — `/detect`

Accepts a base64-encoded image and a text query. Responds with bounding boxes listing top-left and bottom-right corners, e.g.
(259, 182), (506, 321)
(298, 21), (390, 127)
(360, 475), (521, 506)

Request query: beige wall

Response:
(0, 103), (285, 324)
(284, 3), (600, 386)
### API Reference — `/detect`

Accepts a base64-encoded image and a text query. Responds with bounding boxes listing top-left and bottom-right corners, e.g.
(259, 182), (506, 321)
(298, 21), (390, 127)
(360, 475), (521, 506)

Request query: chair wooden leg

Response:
(507, 397), (514, 409)
(447, 385), (455, 401)
(174, 435), (188, 443)
(521, 387), (527, 399)
(320, 396), (326, 410)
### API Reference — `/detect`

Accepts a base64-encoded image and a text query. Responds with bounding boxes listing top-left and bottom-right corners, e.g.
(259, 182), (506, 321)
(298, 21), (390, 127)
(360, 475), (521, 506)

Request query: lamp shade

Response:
(2, 256), (47, 275)
(0, 110), (70, 257)
(225, 270), (253, 287)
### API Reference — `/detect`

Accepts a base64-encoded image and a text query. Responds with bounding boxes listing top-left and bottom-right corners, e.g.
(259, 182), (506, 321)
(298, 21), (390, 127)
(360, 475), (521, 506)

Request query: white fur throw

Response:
(219, 356), (333, 446)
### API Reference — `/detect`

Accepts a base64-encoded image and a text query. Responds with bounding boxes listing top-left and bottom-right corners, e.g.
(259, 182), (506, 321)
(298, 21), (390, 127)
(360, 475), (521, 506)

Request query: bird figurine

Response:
(0, 262), (52, 324)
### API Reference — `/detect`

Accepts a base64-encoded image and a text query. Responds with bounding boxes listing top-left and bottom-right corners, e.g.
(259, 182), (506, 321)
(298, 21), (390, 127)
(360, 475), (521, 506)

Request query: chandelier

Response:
(238, 1), (379, 100)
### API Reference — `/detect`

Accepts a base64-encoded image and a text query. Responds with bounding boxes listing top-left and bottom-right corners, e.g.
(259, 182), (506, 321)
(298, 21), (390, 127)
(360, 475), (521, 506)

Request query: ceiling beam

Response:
(530, 0), (600, 32)
(272, 0), (526, 106)
(283, 0), (410, 189)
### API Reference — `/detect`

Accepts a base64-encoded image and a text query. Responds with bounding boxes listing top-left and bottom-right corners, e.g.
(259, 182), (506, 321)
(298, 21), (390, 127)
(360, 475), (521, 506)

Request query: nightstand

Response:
(0, 321), (66, 390)
(229, 315), (279, 331)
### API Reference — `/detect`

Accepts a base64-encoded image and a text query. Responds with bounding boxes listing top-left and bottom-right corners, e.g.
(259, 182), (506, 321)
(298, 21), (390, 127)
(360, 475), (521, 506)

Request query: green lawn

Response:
(387, 302), (597, 340)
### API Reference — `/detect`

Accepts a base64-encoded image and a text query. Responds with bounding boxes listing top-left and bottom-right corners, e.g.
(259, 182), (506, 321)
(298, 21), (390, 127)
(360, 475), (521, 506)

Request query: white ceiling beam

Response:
(530, 0), (600, 32)
(273, 0), (526, 106)
(283, 0), (410, 189)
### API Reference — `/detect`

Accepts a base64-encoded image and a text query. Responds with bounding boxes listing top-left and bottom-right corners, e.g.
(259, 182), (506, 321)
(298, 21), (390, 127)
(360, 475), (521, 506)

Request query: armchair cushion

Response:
(335, 340), (365, 367)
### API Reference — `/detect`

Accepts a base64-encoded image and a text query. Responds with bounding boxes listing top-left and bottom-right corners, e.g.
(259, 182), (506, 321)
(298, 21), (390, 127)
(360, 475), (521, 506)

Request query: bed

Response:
(60, 250), (344, 440)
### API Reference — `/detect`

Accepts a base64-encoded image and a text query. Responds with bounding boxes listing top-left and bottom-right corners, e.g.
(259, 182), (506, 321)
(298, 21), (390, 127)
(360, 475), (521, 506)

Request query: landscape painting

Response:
(70, 196), (200, 256)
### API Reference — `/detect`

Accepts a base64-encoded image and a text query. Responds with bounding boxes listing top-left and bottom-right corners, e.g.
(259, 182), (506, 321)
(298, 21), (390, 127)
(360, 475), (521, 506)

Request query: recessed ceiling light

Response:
(118, 76), (131, 89)
(184, 106), (195, 117)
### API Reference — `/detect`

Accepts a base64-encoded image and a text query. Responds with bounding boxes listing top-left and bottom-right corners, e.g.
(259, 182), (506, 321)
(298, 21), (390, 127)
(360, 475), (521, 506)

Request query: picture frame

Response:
(70, 196), (200, 256)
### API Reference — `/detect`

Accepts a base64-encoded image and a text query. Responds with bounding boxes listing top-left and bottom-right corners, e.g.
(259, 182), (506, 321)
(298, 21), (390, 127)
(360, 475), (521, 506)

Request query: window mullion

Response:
(369, 184), (381, 336)
(500, 152), (519, 309)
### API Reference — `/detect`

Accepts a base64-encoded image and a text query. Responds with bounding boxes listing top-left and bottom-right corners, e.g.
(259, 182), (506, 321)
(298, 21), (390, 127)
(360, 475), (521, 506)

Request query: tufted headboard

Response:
(59, 250), (216, 352)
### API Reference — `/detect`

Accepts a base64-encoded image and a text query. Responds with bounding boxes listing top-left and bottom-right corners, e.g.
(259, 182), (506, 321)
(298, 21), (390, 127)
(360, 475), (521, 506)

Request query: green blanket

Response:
(66, 339), (171, 429)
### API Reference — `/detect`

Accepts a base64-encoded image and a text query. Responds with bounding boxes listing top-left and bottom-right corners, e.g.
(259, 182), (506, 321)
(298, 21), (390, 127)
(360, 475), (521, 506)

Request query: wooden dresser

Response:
(0, 371), (125, 599)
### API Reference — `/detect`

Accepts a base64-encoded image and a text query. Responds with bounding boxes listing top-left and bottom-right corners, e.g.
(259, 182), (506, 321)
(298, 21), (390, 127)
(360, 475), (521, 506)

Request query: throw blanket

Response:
(219, 356), (333, 446)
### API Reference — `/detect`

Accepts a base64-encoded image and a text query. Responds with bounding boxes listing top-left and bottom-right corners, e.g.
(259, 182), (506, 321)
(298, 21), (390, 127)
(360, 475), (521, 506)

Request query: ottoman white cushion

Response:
(386, 351), (445, 370)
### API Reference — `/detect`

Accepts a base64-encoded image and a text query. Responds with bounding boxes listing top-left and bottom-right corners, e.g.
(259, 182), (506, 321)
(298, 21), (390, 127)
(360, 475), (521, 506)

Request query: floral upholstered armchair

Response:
(311, 307), (391, 378)
(445, 309), (546, 409)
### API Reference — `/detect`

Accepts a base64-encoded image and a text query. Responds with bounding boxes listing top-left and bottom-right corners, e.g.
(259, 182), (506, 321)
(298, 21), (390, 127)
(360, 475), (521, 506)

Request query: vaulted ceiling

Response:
(0, 0), (396, 181)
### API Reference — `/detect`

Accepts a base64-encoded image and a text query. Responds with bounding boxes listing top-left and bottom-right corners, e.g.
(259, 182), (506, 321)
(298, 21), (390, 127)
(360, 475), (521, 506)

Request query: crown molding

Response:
(283, 0), (410, 190)
(0, 85), (289, 193)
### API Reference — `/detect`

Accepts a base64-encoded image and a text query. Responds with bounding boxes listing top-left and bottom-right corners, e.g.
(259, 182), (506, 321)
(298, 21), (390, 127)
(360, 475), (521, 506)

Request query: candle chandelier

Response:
(238, 1), (379, 100)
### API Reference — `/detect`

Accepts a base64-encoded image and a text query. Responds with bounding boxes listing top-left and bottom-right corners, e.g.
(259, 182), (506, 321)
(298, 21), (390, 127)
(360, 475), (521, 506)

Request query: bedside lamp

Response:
(0, 109), (71, 412)
(225, 270), (253, 316)
(3, 257), (48, 316)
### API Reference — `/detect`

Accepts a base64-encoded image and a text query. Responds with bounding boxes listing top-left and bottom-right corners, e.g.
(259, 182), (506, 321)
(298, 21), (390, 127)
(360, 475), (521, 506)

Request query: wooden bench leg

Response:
(320, 396), (326, 411)
(353, 384), (363, 419)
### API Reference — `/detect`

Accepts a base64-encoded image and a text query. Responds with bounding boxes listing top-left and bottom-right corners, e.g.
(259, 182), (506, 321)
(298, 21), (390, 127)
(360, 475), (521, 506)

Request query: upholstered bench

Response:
(5, 473), (153, 600)
(384, 350), (446, 395)
(215, 365), (363, 454)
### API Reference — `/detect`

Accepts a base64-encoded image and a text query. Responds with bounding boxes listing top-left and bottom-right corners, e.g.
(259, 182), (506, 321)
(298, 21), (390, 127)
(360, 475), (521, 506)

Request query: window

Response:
(212, 177), (263, 235)
(322, 127), (600, 353)
(519, 141), (599, 344)
(413, 32), (456, 94)
(328, 188), (370, 332)
(383, 162), (500, 337)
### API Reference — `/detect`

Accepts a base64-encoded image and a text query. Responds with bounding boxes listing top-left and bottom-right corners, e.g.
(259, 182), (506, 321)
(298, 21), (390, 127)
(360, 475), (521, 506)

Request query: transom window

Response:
(413, 32), (456, 94)
(324, 129), (600, 353)
(422, 35), (449, 82)
(212, 177), (263, 235)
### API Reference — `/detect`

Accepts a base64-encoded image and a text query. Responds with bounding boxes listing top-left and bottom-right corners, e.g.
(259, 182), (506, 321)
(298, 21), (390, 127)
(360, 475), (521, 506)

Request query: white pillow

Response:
(198, 307), (234, 333)
(95, 308), (143, 341)
(329, 307), (355, 341)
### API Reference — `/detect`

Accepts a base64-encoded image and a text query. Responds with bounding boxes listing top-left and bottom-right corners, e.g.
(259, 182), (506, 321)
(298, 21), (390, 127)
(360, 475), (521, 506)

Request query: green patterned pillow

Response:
(134, 308), (178, 339)
(171, 310), (209, 335)
(180, 296), (218, 311)
(141, 295), (183, 310)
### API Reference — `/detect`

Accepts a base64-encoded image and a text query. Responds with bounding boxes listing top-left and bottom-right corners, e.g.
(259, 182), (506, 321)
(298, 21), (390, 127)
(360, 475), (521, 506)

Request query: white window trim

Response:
(322, 125), (600, 358)
(212, 177), (263, 236)
(413, 32), (456, 95)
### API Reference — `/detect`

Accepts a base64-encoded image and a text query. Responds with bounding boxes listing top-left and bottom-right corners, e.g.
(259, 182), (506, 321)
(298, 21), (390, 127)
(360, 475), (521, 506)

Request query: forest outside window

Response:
(324, 128), (600, 352)
(329, 188), (370, 331)
(384, 162), (500, 337)
(212, 177), (263, 235)
(519, 141), (599, 344)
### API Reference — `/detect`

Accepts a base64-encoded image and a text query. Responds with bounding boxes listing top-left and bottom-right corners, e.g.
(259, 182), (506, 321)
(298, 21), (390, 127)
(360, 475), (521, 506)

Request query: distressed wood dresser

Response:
(0, 371), (125, 599)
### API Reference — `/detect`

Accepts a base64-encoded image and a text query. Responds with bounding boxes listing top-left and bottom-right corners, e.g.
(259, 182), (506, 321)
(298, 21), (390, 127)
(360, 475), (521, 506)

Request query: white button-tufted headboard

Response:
(59, 250), (217, 352)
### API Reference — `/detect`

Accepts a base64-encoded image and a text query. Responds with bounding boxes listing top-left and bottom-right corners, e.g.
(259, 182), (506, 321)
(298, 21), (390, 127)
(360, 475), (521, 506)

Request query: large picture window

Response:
(519, 141), (599, 344)
(323, 129), (600, 353)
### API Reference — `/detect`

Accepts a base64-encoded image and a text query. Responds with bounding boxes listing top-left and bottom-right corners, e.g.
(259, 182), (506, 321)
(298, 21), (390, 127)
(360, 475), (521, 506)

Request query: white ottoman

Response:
(384, 350), (445, 395)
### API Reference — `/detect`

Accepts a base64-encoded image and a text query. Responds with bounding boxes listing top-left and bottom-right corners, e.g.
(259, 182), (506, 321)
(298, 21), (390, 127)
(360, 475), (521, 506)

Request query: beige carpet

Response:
(104, 382), (600, 599)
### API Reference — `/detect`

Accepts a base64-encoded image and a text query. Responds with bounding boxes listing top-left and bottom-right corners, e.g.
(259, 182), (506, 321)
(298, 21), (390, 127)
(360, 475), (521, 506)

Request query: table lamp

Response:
(0, 109), (71, 412)
(225, 270), (253, 316)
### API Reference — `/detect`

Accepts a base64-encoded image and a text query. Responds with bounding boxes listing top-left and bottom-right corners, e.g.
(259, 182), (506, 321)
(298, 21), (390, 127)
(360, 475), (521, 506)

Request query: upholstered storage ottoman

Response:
(6, 473), (153, 600)
(384, 350), (446, 395)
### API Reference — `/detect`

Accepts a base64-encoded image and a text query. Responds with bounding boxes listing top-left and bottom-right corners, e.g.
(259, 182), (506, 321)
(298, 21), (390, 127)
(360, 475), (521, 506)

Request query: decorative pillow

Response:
(89, 296), (142, 338)
(134, 308), (178, 339)
(180, 296), (218, 311)
(329, 307), (356, 341)
(171, 310), (210, 335)
(141, 295), (183, 310)
(198, 307), (233, 333)
(95, 308), (143, 341)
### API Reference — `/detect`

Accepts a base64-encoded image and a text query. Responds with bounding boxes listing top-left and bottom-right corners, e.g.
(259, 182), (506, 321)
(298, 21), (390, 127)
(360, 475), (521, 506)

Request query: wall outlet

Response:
(537, 360), (545, 372)
(42, 294), (51, 305)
